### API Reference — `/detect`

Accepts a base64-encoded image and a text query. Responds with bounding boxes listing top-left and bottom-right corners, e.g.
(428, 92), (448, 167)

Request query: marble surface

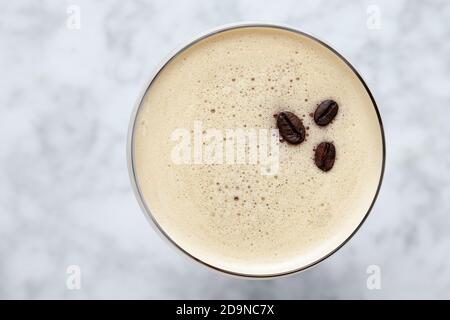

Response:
(0, 0), (449, 299)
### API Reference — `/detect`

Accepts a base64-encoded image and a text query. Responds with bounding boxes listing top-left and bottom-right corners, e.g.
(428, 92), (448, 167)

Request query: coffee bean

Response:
(314, 142), (336, 171)
(276, 111), (306, 145)
(314, 100), (338, 126)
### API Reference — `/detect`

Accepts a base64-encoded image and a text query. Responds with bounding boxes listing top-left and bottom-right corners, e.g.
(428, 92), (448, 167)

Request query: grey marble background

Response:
(0, 0), (449, 299)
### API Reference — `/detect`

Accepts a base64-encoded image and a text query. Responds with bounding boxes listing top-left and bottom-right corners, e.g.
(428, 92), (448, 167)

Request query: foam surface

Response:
(132, 27), (383, 276)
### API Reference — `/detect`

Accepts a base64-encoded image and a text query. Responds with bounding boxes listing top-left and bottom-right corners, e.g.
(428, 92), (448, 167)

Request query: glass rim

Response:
(126, 21), (387, 279)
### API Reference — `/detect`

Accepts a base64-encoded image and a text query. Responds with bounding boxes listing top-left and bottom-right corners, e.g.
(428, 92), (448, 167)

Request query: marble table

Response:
(0, 0), (449, 299)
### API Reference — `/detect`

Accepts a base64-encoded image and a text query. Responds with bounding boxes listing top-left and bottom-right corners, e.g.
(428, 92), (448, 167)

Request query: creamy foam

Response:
(132, 27), (384, 276)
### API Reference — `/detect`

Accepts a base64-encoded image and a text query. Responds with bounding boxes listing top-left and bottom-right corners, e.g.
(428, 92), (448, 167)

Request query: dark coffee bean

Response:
(314, 142), (336, 171)
(276, 111), (306, 145)
(314, 100), (339, 126)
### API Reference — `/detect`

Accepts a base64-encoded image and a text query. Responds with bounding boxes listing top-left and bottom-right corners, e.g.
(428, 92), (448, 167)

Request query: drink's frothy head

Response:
(131, 25), (384, 276)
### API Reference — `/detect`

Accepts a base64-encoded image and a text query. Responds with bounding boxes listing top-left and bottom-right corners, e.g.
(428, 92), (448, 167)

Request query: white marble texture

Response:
(0, 0), (449, 299)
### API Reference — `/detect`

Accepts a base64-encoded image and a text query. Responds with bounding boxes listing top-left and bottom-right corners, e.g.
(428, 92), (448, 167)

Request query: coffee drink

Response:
(130, 25), (384, 276)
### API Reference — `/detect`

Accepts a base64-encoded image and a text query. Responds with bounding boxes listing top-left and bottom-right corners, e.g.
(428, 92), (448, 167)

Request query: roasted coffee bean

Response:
(314, 142), (336, 171)
(314, 100), (339, 126)
(276, 111), (306, 145)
